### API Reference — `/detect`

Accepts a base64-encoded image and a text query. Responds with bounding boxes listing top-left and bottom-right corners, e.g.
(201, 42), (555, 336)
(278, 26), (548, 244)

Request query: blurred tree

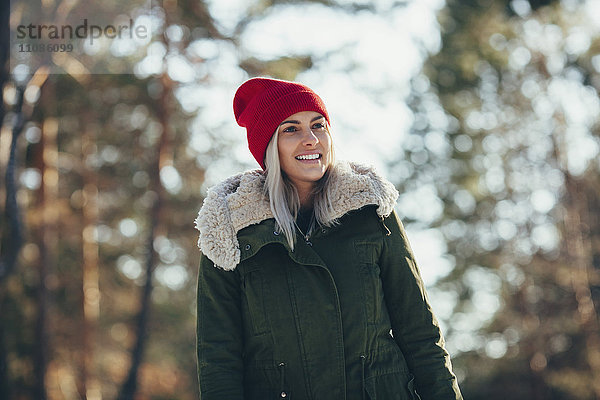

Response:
(1, 0), (28, 397)
(80, 109), (101, 399)
(33, 70), (55, 400)
(400, 0), (600, 398)
(0, 0), (22, 285)
(4, 1), (209, 399)
(116, 72), (172, 400)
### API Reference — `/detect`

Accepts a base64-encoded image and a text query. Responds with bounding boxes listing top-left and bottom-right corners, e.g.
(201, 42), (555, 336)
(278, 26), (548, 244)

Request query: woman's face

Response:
(277, 110), (331, 194)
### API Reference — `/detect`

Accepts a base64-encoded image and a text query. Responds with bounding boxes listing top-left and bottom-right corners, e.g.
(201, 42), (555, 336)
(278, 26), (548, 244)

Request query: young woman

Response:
(195, 77), (463, 400)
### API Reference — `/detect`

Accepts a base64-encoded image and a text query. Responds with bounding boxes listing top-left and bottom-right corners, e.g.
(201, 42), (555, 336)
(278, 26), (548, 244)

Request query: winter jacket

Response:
(195, 161), (463, 400)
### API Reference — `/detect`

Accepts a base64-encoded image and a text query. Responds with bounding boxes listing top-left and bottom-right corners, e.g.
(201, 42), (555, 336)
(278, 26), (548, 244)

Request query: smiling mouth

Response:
(295, 154), (322, 161)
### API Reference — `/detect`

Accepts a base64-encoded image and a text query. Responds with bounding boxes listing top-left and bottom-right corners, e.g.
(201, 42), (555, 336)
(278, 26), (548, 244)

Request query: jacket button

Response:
(273, 231), (279, 236)
(244, 244), (251, 251)
(280, 392), (287, 398)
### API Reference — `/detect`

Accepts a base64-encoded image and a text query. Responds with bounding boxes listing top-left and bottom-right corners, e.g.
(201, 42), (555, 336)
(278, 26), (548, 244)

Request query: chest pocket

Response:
(354, 240), (384, 325)
(240, 263), (270, 336)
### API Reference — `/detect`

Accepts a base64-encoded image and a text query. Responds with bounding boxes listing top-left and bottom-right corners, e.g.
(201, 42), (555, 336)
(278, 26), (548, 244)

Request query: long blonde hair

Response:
(263, 127), (338, 250)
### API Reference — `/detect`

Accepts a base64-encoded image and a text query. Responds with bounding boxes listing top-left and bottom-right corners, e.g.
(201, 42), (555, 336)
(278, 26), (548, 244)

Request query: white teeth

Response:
(296, 154), (320, 160)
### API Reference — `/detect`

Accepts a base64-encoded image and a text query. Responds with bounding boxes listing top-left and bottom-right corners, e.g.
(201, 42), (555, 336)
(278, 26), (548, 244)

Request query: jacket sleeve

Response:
(197, 253), (244, 399)
(379, 210), (463, 400)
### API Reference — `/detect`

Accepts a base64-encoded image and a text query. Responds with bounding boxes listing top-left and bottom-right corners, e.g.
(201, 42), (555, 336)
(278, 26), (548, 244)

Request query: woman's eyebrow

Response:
(279, 119), (300, 126)
(279, 116), (325, 126)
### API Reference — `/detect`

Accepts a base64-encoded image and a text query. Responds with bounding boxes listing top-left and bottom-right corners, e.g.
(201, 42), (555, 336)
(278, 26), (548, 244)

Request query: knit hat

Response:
(233, 77), (330, 169)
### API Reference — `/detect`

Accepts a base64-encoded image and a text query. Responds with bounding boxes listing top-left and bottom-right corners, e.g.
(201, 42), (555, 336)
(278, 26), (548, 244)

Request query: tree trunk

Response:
(553, 123), (600, 398)
(117, 73), (173, 400)
(0, 84), (24, 400)
(563, 174), (600, 398)
(33, 82), (59, 400)
(117, 190), (162, 400)
(81, 114), (102, 400)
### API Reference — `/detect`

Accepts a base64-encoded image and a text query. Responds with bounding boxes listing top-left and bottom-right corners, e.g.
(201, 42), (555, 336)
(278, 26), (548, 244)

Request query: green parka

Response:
(195, 161), (462, 400)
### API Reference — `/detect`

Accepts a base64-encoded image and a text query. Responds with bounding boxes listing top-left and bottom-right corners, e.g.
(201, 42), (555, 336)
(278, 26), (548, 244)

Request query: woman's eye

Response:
(312, 122), (325, 129)
(282, 126), (297, 133)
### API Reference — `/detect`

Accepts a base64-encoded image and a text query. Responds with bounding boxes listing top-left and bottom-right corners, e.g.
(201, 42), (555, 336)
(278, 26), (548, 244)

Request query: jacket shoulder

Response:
(329, 161), (399, 219)
(195, 169), (271, 271)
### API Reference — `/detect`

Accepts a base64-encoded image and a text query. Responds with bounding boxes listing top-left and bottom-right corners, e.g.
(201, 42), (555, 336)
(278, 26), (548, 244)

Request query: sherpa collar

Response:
(195, 161), (399, 270)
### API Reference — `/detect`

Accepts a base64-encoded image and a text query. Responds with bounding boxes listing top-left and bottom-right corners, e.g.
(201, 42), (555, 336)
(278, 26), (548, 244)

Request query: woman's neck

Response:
(296, 184), (315, 208)
(299, 194), (314, 209)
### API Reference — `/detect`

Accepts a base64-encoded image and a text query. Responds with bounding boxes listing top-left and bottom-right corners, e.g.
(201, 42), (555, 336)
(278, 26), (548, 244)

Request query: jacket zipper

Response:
(360, 354), (366, 400)
(302, 230), (312, 247)
(379, 216), (391, 236)
(278, 362), (288, 398)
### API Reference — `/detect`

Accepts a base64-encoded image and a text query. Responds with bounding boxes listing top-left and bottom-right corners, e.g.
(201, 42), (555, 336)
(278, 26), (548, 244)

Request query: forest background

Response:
(1, 0), (600, 399)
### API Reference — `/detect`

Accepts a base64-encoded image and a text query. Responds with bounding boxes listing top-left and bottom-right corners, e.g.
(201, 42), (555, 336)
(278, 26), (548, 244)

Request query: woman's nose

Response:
(301, 127), (319, 146)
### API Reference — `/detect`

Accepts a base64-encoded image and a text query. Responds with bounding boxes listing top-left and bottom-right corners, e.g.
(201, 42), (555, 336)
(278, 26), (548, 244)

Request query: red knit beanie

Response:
(233, 77), (330, 169)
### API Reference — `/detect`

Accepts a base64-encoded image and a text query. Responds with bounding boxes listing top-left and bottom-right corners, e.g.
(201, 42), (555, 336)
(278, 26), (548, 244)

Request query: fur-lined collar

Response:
(195, 161), (399, 270)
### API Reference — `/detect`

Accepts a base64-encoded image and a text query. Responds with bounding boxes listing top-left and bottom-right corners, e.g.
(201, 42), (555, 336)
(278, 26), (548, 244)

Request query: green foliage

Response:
(404, 0), (600, 398)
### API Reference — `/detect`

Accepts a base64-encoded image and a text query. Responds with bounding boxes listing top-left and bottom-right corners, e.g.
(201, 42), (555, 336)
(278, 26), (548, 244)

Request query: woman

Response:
(195, 77), (463, 400)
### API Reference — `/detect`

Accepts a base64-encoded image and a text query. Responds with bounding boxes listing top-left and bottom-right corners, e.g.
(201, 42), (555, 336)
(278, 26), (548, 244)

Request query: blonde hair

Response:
(263, 126), (338, 250)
